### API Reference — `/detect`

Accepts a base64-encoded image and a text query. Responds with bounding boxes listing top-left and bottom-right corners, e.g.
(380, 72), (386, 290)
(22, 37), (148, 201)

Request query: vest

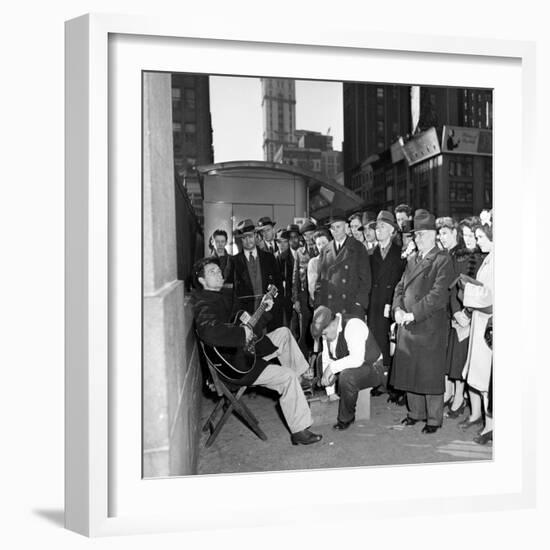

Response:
(331, 314), (382, 366)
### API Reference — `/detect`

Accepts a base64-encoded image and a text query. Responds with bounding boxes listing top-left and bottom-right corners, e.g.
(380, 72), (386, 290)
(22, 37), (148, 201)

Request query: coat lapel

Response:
(403, 247), (439, 288)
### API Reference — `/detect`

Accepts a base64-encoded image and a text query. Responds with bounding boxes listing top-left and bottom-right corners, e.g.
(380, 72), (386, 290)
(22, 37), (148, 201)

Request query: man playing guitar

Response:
(191, 257), (322, 446)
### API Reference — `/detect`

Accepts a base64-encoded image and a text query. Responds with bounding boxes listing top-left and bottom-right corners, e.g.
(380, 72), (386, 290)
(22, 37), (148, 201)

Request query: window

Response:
(377, 104), (384, 117)
(376, 87), (384, 99)
(172, 122), (182, 133)
(184, 123), (196, 134)
(377, 121), (385, 134)
(184, 89), (196, 110)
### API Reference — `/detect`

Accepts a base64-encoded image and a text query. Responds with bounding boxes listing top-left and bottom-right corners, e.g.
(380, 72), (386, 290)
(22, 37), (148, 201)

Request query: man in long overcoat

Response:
(390, 209), (455, 433)
(314, 209), (372, 318)
(232, 219), (284, 332)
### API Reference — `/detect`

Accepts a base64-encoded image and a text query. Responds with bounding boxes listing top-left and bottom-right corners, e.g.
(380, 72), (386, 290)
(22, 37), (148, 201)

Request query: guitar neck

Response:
(248, 302), (267, 329)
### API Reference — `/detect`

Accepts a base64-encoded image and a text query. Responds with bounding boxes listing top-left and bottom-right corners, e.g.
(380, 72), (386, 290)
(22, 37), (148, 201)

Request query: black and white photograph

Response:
(142, 72), (495, 478)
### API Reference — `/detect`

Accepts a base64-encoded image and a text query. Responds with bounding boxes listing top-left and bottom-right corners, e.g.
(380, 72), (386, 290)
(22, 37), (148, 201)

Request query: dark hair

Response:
(212, 229), (228, 241)
(394, 204), (412, 216)
(458, 216), (481, 233)
(348, 212), (362, 224)
(436, 216), (458, 231)
(474, 222), (493, 242)
(192, 257), (220, 288)
(313, 228), (332, 241)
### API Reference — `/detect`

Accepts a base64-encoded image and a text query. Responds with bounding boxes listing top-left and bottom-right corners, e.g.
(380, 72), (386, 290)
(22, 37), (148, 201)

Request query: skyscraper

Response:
(261, 78), (297, 161)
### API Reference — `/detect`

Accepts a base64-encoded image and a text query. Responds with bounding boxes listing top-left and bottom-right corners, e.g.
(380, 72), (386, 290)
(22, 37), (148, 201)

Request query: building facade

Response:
(261, 78), (297, 161)
(171, 73), (215, 227)
(274, 129), (343, 180)
(343, 82), (493, 218)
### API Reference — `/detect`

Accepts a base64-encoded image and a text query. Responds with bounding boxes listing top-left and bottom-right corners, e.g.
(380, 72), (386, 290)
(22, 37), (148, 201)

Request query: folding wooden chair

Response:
(198, 340), (268, 448)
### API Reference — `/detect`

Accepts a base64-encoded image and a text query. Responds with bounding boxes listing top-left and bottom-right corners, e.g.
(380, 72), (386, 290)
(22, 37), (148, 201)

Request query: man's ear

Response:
(197, 276), (206, 289)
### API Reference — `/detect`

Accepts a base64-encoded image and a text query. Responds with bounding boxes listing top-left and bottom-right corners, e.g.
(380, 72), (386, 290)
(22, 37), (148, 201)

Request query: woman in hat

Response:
(436, 216), (485, 418)
(458, 222), (494, 444)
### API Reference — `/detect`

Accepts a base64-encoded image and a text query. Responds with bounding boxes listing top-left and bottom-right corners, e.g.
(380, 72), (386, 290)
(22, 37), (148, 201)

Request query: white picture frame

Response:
(65, 13), (537, 537)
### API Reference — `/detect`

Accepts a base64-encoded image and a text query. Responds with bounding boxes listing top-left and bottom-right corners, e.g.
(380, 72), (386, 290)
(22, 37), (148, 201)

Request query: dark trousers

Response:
(337, 362), (384, 423)
(407, 392), (444, 426)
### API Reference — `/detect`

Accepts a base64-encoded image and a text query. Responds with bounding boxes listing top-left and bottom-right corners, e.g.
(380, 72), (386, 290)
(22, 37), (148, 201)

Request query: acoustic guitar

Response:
(201, 285), (279, 381)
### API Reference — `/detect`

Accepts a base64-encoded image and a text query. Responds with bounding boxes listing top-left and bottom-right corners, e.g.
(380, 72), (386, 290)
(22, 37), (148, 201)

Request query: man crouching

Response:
(192, 257), (322, 446)
(311, 306), (386, 430)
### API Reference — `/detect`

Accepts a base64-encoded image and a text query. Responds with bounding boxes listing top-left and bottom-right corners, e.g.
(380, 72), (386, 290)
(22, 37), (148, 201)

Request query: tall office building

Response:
(342, 82), (492, 217)
(261, 78), (297, 161)
(343, 83), (411, 196)
(171, 73), (214, 227)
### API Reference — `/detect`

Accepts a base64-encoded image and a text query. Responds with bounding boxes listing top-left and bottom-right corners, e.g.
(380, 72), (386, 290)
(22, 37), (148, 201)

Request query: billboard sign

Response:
(442, 125), (492, 156)
(402, 127), (441, 166)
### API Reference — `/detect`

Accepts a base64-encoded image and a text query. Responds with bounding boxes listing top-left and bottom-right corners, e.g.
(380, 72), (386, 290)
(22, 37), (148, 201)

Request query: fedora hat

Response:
(328, 209), (347, 224)
(235, 218), (256, 236)
(361, 210), (377, 227)
(376, 210), (400, 231)
(412, 209), (436, 232)
(286, 224), (301, 236)
(300, 219), (317, 234)
(275, 229), (290, 241)
(257, 216), (276, 228)
(310, 306), (335, 339)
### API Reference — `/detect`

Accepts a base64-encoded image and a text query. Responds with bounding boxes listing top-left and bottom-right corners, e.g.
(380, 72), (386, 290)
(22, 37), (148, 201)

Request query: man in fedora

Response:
(300, 219), (318, 259)
(361, 211), (378, 254)
(390, 209), (455, 433)
(232, 218), (284, 332)
(367, 210), (406, 400)
(278, 224), (301, 329)
(314, 208), (372, 318)
(257, 216), (277, 255)
(311, 305), (386, 429)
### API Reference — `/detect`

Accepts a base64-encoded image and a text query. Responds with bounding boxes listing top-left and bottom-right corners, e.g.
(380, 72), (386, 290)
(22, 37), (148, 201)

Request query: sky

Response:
(209, 76), (344, 163)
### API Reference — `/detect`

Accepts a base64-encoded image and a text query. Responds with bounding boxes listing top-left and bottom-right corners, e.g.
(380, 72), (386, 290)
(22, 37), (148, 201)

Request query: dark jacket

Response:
(314, 236), (372, 317)
(367, 241), (406, 365)
(191, 288), (271, 385)
(390, 247), (455, 394)
(232, 248), (284, 331)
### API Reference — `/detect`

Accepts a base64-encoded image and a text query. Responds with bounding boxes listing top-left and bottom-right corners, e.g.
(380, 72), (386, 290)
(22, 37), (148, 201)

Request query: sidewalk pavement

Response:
(197, 388), (492, 475)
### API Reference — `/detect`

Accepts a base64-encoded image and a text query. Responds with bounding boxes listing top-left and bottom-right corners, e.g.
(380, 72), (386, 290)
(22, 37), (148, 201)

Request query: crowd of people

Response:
(192, 204), (494, 447)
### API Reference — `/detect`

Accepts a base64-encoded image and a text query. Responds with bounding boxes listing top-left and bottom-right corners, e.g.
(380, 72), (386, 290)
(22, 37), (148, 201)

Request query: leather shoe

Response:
(371, 386), (386, 397)
(458, 416), (483, 431)
(401, 416), (424, 426)
(473, 430), (493, 445)
(333, 418), (355, 430)
(422, 424), (440, 434)
(291, 428), (322, 446)
(445, 399), (467, 418)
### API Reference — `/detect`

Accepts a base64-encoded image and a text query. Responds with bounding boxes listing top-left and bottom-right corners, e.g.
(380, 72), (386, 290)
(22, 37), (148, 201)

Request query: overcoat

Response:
(314, 236), (372, 317)
(390, 246), (454, 394)
(445, 246), (485, 379)
(462, 251), (493, 392)
(232, 248), (284, 331)
(367, 241), (406, 365)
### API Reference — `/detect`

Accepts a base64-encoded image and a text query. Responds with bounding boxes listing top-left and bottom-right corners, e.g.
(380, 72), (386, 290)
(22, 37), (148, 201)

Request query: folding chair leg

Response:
(202, 399), (224, 433)
(204, 385), (267, 447)
(205, 400), (237, 447)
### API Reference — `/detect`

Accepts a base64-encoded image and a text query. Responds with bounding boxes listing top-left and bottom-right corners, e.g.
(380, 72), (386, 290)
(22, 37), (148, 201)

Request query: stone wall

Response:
(142, 72), (201, 478)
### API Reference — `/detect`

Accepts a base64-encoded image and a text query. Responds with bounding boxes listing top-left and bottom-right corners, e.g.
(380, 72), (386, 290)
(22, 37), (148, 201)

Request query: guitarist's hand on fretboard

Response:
(261, 296), (274, 312)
